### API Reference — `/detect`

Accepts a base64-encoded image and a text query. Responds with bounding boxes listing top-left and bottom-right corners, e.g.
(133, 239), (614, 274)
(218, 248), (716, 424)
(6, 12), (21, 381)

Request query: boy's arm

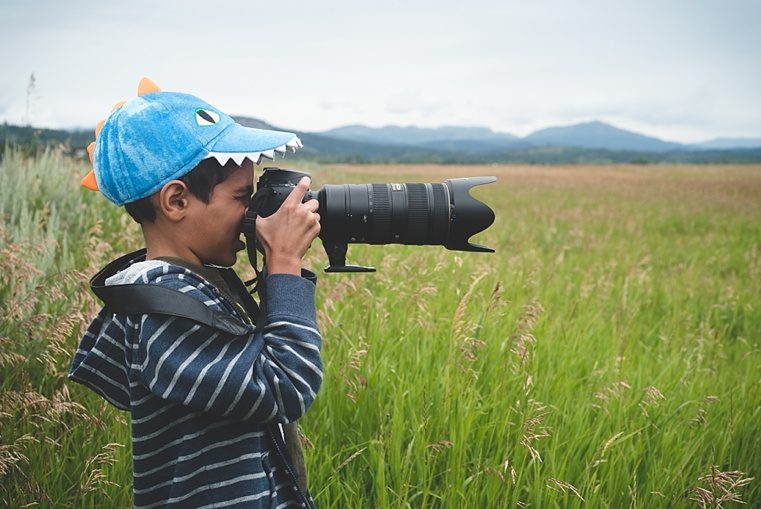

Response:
(136, 272), (322, 424)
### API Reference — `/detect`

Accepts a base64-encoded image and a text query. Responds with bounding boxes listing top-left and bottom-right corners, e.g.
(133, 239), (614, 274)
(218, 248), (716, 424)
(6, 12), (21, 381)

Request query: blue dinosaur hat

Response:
(81, 77), (302, 206)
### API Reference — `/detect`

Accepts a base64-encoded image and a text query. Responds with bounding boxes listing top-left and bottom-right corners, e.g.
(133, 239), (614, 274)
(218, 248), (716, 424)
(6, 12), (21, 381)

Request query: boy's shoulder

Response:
(106, 256), (213, 293)
(94, 249), (243, 318)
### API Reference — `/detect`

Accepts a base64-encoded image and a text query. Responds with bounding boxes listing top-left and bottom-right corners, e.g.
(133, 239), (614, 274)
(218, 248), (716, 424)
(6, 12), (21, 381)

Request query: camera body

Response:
(243, 168), (496, 272)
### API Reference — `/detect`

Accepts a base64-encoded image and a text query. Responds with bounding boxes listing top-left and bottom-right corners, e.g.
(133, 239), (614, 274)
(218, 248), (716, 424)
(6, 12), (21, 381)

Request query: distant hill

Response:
(520, 120), (683, 152)
(1, 123), (91, 150)
(692, 137), (761, 150)
(322, 124), (517, 147)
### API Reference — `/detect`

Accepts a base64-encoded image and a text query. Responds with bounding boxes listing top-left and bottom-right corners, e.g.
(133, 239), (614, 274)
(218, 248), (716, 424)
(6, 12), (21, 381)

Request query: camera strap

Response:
(90, 249), (252, 336)
(242, 211), (263, 292)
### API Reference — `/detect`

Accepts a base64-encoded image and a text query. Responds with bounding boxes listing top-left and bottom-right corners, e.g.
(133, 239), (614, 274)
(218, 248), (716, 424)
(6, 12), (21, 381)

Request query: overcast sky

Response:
(1, 0), (759, 142)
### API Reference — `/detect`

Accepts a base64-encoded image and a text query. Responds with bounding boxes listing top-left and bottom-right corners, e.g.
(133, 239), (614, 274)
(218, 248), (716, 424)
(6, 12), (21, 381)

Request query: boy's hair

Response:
(124, 158), (239, 224)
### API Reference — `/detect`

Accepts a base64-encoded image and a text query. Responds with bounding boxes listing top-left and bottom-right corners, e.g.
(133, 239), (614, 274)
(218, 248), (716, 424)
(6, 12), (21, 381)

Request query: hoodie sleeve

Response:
(135, 272), (322, 424)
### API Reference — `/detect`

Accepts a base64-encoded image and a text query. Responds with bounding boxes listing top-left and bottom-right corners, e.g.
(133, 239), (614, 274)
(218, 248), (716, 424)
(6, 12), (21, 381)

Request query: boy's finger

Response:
(304, 199), (319, 213)
(283, 177), (311, 205)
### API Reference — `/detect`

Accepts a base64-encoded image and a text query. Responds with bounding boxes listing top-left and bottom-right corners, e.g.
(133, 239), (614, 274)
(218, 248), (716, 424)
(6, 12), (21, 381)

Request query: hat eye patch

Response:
(195, 108), (220, 126)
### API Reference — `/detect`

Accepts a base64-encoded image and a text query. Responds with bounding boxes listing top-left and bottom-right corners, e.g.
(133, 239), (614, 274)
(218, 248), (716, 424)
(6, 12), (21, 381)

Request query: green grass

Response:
(1, 152), (759, 507)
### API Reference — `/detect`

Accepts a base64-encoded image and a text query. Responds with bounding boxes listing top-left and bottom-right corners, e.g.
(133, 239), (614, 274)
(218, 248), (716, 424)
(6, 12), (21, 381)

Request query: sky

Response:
(1, 0), (760, 143)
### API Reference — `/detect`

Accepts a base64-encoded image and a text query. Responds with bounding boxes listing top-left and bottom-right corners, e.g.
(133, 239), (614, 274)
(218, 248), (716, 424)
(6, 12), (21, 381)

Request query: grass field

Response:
(1, 149), (759, 507)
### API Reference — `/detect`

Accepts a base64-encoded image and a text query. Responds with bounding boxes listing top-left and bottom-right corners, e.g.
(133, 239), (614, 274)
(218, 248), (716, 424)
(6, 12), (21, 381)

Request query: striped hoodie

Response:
(69, 252), (322, 508)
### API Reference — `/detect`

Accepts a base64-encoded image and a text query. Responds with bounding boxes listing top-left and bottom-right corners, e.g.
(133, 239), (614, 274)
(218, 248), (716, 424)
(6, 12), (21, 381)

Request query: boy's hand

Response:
(255, 177), (321, 275)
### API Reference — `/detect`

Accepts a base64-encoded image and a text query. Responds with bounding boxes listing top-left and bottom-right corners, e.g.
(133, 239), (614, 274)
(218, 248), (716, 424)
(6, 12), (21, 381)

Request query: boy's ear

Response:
(156, 180), (191, 221)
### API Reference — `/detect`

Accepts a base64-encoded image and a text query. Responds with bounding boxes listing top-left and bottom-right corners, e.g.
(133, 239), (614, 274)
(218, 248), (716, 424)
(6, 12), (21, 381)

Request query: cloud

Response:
(385, 91), (444, 118)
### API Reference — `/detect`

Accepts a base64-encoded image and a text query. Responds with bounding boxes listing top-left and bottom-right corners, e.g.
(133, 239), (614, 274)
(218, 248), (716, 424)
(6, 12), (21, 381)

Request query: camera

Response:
(242, 168), (496, 272)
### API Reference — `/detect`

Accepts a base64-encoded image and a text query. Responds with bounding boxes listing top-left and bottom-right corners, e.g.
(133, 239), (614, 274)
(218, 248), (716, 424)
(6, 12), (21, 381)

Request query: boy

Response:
(69, 77), (322, 508)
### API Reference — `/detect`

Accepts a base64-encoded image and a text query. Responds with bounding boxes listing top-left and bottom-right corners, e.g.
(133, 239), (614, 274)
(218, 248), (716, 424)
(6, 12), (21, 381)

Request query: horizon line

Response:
(5, 117), (761, 146)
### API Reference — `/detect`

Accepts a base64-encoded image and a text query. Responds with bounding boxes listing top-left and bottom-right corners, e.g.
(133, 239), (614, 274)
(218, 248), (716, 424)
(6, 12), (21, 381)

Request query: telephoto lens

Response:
(245, 168), (496, 272)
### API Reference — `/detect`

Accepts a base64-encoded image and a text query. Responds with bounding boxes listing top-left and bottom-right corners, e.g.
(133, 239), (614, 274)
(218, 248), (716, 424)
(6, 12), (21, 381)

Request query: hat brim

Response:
(205, 123), (302, 166)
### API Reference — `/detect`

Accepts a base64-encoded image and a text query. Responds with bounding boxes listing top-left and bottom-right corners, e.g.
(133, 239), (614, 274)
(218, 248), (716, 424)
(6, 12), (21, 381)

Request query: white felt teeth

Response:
(207, 151), (261, 165)
(231, 153), (248, 166)
(286, 137), (303, 152)
(205, 135), (301, 165)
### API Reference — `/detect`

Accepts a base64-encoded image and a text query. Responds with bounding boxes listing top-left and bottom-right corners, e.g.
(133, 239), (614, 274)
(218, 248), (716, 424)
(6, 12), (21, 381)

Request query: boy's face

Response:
(184, 161), (254, 267)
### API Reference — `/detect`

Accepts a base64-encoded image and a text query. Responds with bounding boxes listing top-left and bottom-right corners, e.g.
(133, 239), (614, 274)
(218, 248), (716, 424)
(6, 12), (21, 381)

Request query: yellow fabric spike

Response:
(95, 119), (105, 138)
(111, 100), (126, 112)
(138, 77), (161, 96)
(81, 170), (99, 191)
(87, 142), (95, 164)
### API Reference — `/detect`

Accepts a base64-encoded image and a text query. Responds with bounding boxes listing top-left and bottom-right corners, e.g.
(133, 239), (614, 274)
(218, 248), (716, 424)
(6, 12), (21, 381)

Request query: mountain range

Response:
(2, 118), (760, 164)
(317, 120), (761, 153)
(236, 118), (761, 163)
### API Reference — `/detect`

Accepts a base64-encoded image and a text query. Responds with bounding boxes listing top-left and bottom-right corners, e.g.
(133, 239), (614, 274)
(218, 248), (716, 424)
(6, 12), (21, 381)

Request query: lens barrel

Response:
(317, 182), (454, 246)
(248, 168), (496, 269)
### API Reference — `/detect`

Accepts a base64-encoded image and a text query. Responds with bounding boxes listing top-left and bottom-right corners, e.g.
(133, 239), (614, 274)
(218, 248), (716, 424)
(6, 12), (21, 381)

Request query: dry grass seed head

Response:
(84, 220), (115, 269)
(0, 337), (26, 367)
(37, 313), (82, 378)
(589, 431), (625, 469)
(0, 434), (37, 476)
(640, 385), (666, 416)
(334, 446), (367, 473)
(1, 387), (94, 429)
(547, 477), (585, 501)
(451, 271), (489, 341)
(0, 432), (51, 504)
(344, 337), (369, 403)
(688, 465), (754, 508)
(690, 396), (719, 428)
(485, 281), (503, 314)
(508, 300), (544, 378)
(298, 427), (315, 450)
(451, 271), (492, 377)
(502, 458), (517, 485)
(80, 442), (124, 495)
(483, 466), (506, 484)
(0, 240), (47, 321)
(593, 381), (631, 413)
(642, 385), (665, 405)
(521, 399), (552, 462)
(426, 439), (453, 453)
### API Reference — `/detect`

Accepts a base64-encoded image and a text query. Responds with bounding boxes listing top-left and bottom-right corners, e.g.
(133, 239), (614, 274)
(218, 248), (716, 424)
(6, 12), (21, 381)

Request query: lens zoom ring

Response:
(406, 183), (429, 243)
(431, 184), (449, 244)
(371, 184), (391, 242)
